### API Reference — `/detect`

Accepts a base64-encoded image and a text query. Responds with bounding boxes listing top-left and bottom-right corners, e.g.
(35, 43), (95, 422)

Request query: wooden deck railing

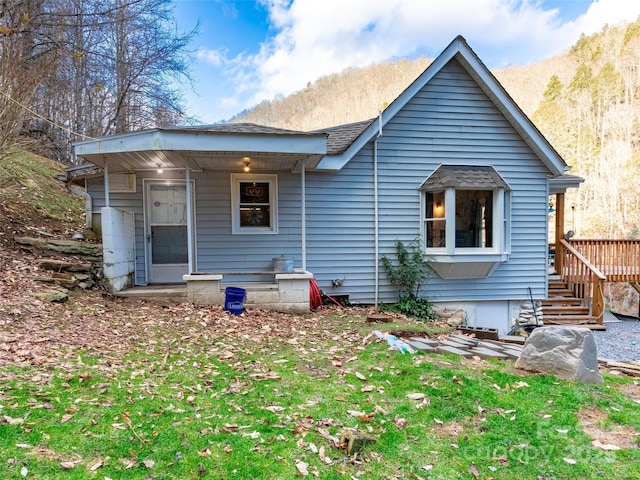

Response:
(567, 239), (640, 282)
(559, 239), (606, 324)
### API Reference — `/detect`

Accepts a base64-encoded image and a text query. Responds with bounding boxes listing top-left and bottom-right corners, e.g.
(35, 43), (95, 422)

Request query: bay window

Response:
(420, 165), (510, 278)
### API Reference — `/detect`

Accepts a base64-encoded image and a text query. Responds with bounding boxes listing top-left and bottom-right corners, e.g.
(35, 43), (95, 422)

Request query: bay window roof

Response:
(419, 165), (511, 191)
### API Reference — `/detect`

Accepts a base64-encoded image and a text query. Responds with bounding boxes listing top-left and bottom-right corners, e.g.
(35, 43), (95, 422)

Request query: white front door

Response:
(145, 181), (193, 283)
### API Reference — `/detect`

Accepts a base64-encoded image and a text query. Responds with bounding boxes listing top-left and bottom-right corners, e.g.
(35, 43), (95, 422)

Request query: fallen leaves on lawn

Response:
(591, 440), (621, 451)
(353, 371), (366, 381)
(406, 393), (426, 400)
(118, 457), (136, 469)
(3, 415), (24, 425)
(265, 405), (285, 413)
(295, 459), (309, 476)
(198, 447), (212, 456)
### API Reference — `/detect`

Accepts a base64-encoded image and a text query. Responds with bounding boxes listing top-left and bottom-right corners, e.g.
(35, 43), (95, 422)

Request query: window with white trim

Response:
(424, 188), (500, 251)
(420, 165), (511, 278)
(231, 174), (278, 234)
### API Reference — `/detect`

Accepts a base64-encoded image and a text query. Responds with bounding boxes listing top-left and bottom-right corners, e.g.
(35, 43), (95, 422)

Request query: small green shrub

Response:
(381, 238), (435, 320)
(392, 295), (435, 320)
(381, 238), (431, 297)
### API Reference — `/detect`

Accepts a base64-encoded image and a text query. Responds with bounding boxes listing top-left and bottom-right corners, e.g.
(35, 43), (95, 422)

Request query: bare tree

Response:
(0, 0), (59, 152)
(1, 0), (196, 160)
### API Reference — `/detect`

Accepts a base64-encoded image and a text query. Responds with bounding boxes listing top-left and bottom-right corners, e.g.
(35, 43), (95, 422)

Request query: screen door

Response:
(145, 182), (193, 283)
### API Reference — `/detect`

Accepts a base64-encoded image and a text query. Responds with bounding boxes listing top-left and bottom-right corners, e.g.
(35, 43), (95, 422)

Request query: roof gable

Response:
(314, 36), (568, 176)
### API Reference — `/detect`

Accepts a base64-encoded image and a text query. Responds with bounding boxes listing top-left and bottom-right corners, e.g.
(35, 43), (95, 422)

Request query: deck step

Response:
(542, 322), (607, 331)
(548, 288), (575, 296)
(542, 306), (590, 315)
(542, 297), (582, 305)
(542, 314), (605, 328)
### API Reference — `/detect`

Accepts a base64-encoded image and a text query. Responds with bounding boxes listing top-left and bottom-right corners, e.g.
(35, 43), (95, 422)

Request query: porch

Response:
(547, 238), (640, 328)
(114, 270), (314, 314)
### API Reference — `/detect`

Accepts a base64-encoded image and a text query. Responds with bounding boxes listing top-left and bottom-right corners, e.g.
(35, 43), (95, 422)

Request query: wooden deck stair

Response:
(542, 277), (606, 330)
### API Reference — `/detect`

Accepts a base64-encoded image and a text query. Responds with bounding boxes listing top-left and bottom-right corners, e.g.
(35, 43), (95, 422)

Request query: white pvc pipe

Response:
(301, 163), (307, 271)
(186, 168), (194, 273)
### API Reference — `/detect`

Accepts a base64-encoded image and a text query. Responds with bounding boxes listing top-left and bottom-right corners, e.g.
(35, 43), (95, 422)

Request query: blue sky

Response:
(174, 0), (640, 124)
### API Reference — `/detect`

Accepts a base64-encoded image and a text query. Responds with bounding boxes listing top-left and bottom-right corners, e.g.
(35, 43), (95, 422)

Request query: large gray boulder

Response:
(515, 326), (603, 384)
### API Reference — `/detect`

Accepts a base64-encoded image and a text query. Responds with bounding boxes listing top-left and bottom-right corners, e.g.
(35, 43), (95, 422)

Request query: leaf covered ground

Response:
(1, 151), (640, 479)
(2, 243), (640, 479)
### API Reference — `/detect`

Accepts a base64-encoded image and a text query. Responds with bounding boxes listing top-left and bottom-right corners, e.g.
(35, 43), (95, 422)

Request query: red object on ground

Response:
(309, 278), (323, 310)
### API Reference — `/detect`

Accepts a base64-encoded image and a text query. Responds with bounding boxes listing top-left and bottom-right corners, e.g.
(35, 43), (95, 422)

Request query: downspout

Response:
(186, 168), (194, 273)
(374, 111), (382, 307)
(66, 182), (93, 230)
(301, 163), (307, 271)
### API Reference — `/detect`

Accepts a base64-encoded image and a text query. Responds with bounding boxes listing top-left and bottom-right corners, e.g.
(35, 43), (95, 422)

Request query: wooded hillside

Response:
(0, 0), (194, 162)
(233, 20), (640, 240)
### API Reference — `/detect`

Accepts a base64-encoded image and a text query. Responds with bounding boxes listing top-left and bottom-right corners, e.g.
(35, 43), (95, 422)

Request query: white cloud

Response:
(221, 0), (640, 117)
(575, 0), (640, 34)
(197, 48), (228, 67)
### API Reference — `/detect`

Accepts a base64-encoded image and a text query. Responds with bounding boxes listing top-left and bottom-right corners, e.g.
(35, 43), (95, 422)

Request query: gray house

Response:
(70, 36), (581, 332)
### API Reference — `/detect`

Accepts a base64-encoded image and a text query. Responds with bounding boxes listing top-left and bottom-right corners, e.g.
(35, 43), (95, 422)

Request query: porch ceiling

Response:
(73, 125), (327, 173)
(79, 150), (319, 173)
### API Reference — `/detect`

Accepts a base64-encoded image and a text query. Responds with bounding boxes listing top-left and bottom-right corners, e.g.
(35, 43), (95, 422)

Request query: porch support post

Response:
(555, 192), (565, 274)
(301, 163), (307, 271)
(104, 159), (110, 207)
(186, 168), (194, 273)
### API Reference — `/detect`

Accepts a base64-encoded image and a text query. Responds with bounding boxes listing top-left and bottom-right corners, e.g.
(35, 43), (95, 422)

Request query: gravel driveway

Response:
(592, 314), (640, 362)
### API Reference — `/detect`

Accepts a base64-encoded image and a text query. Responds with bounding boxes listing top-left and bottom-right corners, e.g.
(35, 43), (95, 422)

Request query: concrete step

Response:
(115, 285), (186, 302)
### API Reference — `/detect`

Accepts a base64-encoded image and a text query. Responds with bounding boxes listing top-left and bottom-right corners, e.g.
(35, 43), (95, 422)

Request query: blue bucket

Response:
(224, 286), (246, 315)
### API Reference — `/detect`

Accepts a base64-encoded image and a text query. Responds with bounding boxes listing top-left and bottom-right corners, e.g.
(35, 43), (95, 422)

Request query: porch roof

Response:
(550, 174), (584, 194)
(73, 123), (327, 174)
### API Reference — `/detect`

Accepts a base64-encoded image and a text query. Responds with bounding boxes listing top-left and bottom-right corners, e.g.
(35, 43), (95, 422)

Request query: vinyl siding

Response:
(305, 58), (550, 304)
(88, 170), (305, 285)
(87, 57), (553, 304)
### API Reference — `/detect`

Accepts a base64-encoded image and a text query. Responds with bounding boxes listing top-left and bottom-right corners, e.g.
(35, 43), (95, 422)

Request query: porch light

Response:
(243, 157), (251, 172)
(156, 163), (163, 174)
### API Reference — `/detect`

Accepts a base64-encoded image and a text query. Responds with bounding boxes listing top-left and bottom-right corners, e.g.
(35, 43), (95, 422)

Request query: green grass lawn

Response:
(1, 304), (639, 479)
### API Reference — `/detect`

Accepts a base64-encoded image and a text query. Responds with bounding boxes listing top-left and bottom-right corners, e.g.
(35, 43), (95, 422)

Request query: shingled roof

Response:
(419, 165), (511, 190)
(312, 119), (375, 155)
(168, 122), (318, 136)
